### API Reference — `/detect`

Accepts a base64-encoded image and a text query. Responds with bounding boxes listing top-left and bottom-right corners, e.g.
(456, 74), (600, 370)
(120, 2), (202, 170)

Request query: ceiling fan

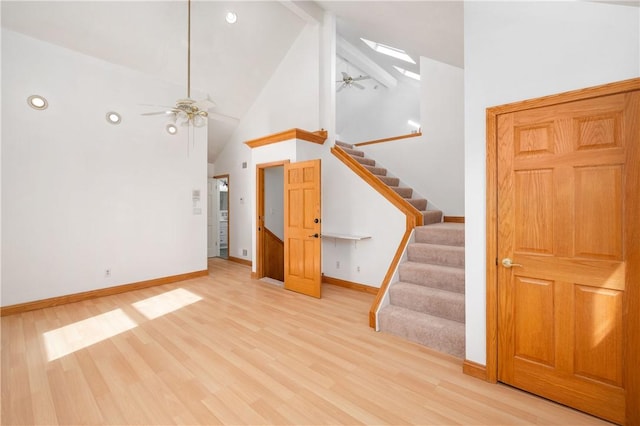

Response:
(142, 0), (223, 128)
(336, 71), (371, 92)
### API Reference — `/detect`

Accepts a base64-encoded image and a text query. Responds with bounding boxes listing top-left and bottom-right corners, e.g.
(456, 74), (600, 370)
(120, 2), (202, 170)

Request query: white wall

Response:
(362, 57), (465, 215)
(464, 1), (640, 365)
(213, 23), (320, 262)
(1, 29), (207, 306)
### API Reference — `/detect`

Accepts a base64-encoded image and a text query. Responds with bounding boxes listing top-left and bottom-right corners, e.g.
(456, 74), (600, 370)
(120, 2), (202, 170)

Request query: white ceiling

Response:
(1, 1), (468, 162)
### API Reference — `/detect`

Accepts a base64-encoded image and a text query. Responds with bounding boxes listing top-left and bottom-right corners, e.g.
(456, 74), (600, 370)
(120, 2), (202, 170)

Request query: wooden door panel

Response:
(574, 165), (623, 260)
(284, 159), (321, 298)
(513, 276), (555, 366)
(497, 89), (638, 424)
(574, 286), (623, 387)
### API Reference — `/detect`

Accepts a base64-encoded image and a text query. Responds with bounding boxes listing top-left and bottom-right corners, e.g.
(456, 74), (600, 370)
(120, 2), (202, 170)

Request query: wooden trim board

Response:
(228, 256), (252, 267)
(444, 216), (465, 223)
(354, 131), (422, 147)
(245, 128), (327, 148)
(463, 360), (488, 381)
(0, 270), (209, 316)
(322, 275), (379, 295)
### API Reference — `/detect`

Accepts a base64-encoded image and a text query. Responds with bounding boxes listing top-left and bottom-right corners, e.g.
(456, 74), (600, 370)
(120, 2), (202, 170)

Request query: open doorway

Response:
(256, 161), (287, 282)
(209, 174), (229, 259)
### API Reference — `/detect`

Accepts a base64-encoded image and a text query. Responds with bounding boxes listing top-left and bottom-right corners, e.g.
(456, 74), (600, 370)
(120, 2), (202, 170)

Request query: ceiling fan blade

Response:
(141, 111), (173, 116)
(352, 82), (365, 90)
(341, 71), (349, 80)
(352, 75), (371, 82)
(208, 111), (240, 125)
(337, 83), (346, 92)
(138, 103), (176, 110)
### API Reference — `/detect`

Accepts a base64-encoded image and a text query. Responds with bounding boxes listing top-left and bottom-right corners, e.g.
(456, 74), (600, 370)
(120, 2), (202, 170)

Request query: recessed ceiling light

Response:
(27, 95), (48, 110)
(361, 38), (416, 64)
(166, 124), (178, 135)
(225, 11), (237, 24)
(393, 66), (421, 81)
(106, 111), (122, 124)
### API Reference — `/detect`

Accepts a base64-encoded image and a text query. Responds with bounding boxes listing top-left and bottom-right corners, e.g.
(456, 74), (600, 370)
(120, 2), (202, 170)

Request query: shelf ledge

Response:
(322, 233), (371, 241)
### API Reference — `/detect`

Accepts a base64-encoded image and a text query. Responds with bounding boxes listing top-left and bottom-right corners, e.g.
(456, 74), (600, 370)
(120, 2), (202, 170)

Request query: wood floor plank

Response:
(0, 258), (613, 425)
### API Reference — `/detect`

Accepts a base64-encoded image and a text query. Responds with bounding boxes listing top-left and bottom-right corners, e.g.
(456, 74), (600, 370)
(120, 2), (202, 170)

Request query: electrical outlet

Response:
(357, 266), (360, 272)
(242, 249), (248, 256)
(336, 260), (340, 269)
(105, 269), (111, 277)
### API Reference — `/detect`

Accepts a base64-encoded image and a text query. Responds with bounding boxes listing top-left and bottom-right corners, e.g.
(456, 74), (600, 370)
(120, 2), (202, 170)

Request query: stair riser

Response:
(398, 264), (465, 294)
(389, 286), (465, 323)
(378, 308), (465, 359)
(422, 211), (443, 225)
(364, 165), (387, 176)
(407, 244), (465, 267)
(342, 147), (365, 157)
(353, 156), (376, 166)
(408, 199), (427, 211)
(378, 176), (400, 186)
(391, 187), (413, 198)
(415, 227), (464, 246)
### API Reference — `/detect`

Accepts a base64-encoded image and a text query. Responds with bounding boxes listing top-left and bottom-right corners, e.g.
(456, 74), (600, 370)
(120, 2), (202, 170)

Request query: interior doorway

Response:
(256, 161), (288, 282)
(213, 174), (229, 259)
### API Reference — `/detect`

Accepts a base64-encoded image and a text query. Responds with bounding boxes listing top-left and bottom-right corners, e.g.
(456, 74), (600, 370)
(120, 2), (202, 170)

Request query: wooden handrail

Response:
(330, 144), (423, 328)
(353, 131), (422, 147)
(245, 128), (327, 148)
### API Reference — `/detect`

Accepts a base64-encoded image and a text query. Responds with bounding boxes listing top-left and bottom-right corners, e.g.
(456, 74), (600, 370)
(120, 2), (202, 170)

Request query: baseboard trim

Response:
(462, 360), (488, 381)
(0, 270), (209, 317)
(444, 216), (465, 223)
(228, 256), (252, 267)
(322, 275), (379, 295)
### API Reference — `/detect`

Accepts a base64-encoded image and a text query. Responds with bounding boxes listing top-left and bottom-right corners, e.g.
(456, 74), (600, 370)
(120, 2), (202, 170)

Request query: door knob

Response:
(308, 233), (320, 238)
(502, 258), (522, 268)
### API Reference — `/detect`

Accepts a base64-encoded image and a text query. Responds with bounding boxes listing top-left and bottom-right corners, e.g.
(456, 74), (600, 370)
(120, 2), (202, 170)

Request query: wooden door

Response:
(284, 159), (322, 298)
(496, 88), (639, 424)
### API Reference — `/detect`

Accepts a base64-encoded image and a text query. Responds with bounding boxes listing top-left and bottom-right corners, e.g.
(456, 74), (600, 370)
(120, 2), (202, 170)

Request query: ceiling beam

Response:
(279, 1), (324, 24)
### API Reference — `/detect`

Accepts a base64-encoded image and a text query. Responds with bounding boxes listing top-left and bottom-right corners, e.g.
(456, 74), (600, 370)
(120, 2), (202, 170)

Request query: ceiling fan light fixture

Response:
(27, 95), (48, 110)
(225, 11), (237, 24)
(193, 114), (207, 128)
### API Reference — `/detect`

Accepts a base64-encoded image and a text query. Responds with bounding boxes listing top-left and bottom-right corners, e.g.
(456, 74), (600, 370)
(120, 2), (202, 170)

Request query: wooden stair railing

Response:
(353, 131), (422, 147)
(330, 144), (423, 328)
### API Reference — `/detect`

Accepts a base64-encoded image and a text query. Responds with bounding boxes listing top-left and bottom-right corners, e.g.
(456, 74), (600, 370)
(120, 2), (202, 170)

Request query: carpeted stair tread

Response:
(378, 306), (465, 358)
(391, 186), (413, 198)
(352, 155), (376, 167)
(389, 282), (465, 323)
(342, 147), (365, 157)
(364, 165), (387, 176)
(398, 262), (465, 294)
(407, 198), (427, 211)
(377, 175), (400, 186)
(415, 223), (464, 246)
(407, 243), (465, 267)
(336, 141), (353, 149)
(421, 210), (443, 225)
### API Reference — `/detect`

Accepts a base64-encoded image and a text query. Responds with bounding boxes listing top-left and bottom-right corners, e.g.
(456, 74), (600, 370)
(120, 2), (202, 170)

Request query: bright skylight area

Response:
(360, 37), (416, 64)
(132, 288), (203, 320)
(394, 66), (421, 81)
(43, 309), (138, 361)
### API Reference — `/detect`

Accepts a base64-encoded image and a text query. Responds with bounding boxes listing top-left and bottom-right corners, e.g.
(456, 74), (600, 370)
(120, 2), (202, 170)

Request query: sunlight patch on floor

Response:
(132, 288), (202, 320)
(43, 308), (137, 361)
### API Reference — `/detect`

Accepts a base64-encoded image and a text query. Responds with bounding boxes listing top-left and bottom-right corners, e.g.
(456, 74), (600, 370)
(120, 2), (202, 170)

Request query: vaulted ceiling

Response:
(1, 1), (467, 162)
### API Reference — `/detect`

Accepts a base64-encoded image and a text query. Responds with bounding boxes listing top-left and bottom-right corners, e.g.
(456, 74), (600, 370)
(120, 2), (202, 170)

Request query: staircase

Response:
(379, 222), (465, 358)
(335, 141), (443, 224)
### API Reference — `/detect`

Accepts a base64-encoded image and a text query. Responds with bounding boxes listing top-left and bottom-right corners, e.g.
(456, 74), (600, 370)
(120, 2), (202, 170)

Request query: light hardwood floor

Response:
(1, 258), (612, 425)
